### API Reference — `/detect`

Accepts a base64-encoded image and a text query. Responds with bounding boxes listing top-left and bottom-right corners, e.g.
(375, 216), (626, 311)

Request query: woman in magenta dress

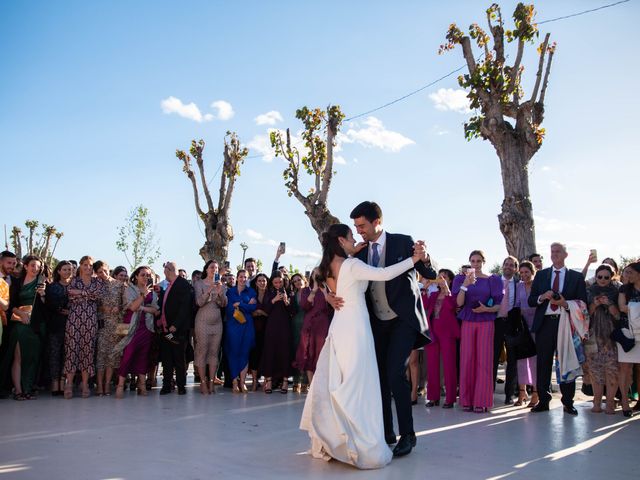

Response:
(423, 269), (460, 408)
(64, 255), (106, 399)
(514, 261), (539, 407)
(113, 266), (159, 398)
(452, 250), (503, 412)
(294, 268), (330, 387)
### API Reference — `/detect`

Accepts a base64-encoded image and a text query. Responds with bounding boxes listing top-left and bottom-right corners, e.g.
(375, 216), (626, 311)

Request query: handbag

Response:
(611, 327), (635, 353)
(233, 307), (246, 324)
(504, 307), (537, 360)
(115, 323), (130, 337)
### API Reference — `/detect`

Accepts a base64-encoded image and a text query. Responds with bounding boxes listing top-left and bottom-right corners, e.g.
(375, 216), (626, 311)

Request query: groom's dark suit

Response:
(356, 231), (435, 439)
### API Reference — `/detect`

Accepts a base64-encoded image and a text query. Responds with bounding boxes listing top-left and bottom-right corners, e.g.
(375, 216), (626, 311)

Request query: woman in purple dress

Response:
(452, 250), (503, 413)
(113, 266), (159, 398)
(261, 270), (294, 394)
(514, 261), (538, 407)
(294, 268), (330, 387)
(64, 255), (106, 399)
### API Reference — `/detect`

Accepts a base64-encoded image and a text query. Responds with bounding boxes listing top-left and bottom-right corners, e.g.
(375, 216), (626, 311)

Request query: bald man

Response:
(158, 261), (193, 395)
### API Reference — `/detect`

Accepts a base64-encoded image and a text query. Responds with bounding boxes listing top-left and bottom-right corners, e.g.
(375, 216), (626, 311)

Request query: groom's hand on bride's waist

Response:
(326, 292), (344, 311)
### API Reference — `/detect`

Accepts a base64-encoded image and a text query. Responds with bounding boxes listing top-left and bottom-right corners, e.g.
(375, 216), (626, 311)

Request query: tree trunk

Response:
(305, 204), (340, 242)
(199, 212), (233, 264)
(495, 137), (536, 261)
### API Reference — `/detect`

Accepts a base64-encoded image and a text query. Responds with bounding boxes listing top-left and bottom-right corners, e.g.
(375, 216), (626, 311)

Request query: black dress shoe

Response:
(385, 434), (397, 445)
(159, 387), (171, 395)
(442, 403), (454, 409)
(425, 400), (440, 407)
(563, 405), (578, 416)
(530, 403), (549, 412)
(504, 397), (514, 405)
(392, 433), (416, 457)
(177, 387), (187, 395)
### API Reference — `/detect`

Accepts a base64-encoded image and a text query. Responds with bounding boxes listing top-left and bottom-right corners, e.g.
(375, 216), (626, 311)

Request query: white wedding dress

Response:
(300, 256), (415, 469)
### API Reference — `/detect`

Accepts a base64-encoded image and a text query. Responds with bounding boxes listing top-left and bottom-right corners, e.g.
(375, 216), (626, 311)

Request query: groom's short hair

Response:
(350, 201), (382, 223)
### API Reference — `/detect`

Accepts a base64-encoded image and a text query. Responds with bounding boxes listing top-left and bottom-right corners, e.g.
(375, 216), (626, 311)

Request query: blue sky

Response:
(2, 0), (638, 276)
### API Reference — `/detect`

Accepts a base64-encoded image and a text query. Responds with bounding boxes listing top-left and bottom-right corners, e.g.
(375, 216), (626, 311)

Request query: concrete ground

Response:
(0, 374), (638, 480)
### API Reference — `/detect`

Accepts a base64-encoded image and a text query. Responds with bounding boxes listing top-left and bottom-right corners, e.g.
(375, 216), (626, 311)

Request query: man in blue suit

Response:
(528, 242), (587, 415)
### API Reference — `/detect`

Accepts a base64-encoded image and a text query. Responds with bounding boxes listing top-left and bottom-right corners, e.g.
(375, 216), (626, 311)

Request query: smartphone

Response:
(223, 261), (230, 269)
(36, 273), (46, 289)
(590, 249), (598, 262)
(214, 273), (221, 283)
(279, 242), (286, 254)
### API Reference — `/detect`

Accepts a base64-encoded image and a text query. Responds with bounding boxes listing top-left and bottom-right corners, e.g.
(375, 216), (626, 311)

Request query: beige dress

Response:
(194, 280), (227, 373)
(96, 278), (125, 369)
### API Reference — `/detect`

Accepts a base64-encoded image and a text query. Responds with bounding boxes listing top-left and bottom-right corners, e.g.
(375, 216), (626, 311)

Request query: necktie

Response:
(498, 278), (510, 318)
(371, 243), (380, 266)
(551, 270), (560, 311)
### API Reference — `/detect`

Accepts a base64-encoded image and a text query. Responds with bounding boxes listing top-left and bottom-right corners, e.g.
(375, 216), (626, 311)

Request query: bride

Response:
(299, 223), (426, 469)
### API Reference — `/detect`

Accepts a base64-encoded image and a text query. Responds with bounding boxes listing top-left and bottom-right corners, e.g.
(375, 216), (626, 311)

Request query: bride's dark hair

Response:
(317, 224), (350, 284)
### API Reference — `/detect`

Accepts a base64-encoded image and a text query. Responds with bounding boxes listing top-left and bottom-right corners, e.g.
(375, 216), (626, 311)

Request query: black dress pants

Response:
(371, 317), (417, 437)
(494, 317), (518, 399)
(535, 315), (575, 406)
(160, 337), (187, 389)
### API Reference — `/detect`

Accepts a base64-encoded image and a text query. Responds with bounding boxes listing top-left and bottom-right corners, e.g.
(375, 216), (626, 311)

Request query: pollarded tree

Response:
(440, 3), (555, 260)
(177, 132), (247, 263)
(270, 106), (344, 242)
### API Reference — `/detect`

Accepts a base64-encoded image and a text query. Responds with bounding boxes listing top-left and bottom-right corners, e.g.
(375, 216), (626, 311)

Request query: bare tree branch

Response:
(177, 152), (205, 218)
(193, 142), (215, 212)
(538, 46), (555, 105)
(529, 33), (550, 103)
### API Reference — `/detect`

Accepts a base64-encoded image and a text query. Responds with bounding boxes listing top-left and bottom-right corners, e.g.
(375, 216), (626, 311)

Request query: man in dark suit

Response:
(348, 201), (435, 457)
(158, 261), (193, 395)
(528, 242), (587, 415)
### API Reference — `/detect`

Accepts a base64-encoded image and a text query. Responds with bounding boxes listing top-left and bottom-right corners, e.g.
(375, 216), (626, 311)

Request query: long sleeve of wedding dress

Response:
(348, 256), (414, 282)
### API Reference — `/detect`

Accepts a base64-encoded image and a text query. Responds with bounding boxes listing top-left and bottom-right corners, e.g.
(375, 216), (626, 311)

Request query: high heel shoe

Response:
(264, 379), (272, 394)
(64, 384), (73, 400)
(115, 385), (125, 399)
(425, 400), (440, 408)
(474, 407), (488, 413)
(514, 388), (528, 406)
(199, 381), (209, 395)
(232, 379), (241, 394)
(81, 384), (90, 399)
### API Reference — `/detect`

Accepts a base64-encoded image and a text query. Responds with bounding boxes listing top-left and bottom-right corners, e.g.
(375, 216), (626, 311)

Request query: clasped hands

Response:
(539, 290), (568, 309)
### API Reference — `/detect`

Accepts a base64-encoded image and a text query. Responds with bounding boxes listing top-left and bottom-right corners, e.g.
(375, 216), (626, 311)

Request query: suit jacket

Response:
(160, 276), (193, 337)
(528, 267), (587, 333)
(356, 232), (436, 347)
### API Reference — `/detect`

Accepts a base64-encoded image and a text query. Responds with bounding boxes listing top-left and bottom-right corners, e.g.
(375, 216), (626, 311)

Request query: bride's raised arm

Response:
(348, 256), (415, 282)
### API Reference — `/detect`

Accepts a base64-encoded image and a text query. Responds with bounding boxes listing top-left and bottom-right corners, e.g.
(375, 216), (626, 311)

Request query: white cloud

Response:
(289, 249), (321, 260)
(255, 110), (283, 126)
(341, 117), (414, 152)
(210, 100), (234, 120)
(334, 155), (347, 165)
(160, 96), (213, 123)
(541, 165), (552, 172)
(429, 88), (471, 114)
(247, 133), (276, 162)
(245, 229), (264, 240)
(243, 229), (318, 259)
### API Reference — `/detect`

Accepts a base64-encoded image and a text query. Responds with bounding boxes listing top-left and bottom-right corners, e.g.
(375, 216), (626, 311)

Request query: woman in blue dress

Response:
(225, 269), (257, 393)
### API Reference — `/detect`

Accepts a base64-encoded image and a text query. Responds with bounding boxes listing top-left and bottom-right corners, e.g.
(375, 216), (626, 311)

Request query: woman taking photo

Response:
(224, 269), (257, 393)
(617, 262), (640, 416)
(45, 260), (73, 396)
(249, 273), (269, 391)
(1, 255), (47, 400)
(94, 261), (125, 396)
(194, 260), (227, 395)
(261, 270), (294, 394)
(64, 255), (105, 399)
(113, 266), (158, 398)
(423, 269), (459, 408)
(294, 268), (330, 389)
(585, 264), (620, 414)
(514, 261), (538, 407)
(452, 250), (503, 413)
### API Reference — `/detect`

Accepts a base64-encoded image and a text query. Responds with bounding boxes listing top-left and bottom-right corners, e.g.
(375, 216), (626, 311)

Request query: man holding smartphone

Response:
(158, 261), (193, 395)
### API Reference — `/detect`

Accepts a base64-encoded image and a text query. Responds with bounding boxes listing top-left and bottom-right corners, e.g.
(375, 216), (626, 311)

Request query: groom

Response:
(351, 201), (435, 457)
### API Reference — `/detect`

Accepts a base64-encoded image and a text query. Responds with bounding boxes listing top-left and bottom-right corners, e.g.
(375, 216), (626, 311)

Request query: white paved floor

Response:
(0, 378), (638, 480)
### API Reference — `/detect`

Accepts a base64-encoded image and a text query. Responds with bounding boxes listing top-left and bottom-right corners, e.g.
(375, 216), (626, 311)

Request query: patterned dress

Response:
(96, 278), (125, 370)
(194, 280), (227, 373)
(64, 276), (105, 376)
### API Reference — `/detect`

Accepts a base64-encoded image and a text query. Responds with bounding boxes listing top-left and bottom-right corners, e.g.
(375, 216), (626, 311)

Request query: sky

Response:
(1, 0), (638, 277)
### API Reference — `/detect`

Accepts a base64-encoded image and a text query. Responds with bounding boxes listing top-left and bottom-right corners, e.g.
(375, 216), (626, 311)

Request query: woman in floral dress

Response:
(64, 255), (105, 399)
(94, 261), (125, 396)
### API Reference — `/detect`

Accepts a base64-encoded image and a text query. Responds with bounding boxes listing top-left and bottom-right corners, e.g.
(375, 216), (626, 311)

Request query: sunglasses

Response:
(596, 275), (611, 280)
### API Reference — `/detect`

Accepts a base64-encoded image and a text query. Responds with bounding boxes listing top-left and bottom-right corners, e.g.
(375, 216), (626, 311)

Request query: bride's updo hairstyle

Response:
(317, 224), (350, 284)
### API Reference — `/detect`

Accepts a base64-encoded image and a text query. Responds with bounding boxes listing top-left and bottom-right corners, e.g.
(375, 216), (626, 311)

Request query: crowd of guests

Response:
(1, 243), (639, 418)
(0, 247), (331, 401)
